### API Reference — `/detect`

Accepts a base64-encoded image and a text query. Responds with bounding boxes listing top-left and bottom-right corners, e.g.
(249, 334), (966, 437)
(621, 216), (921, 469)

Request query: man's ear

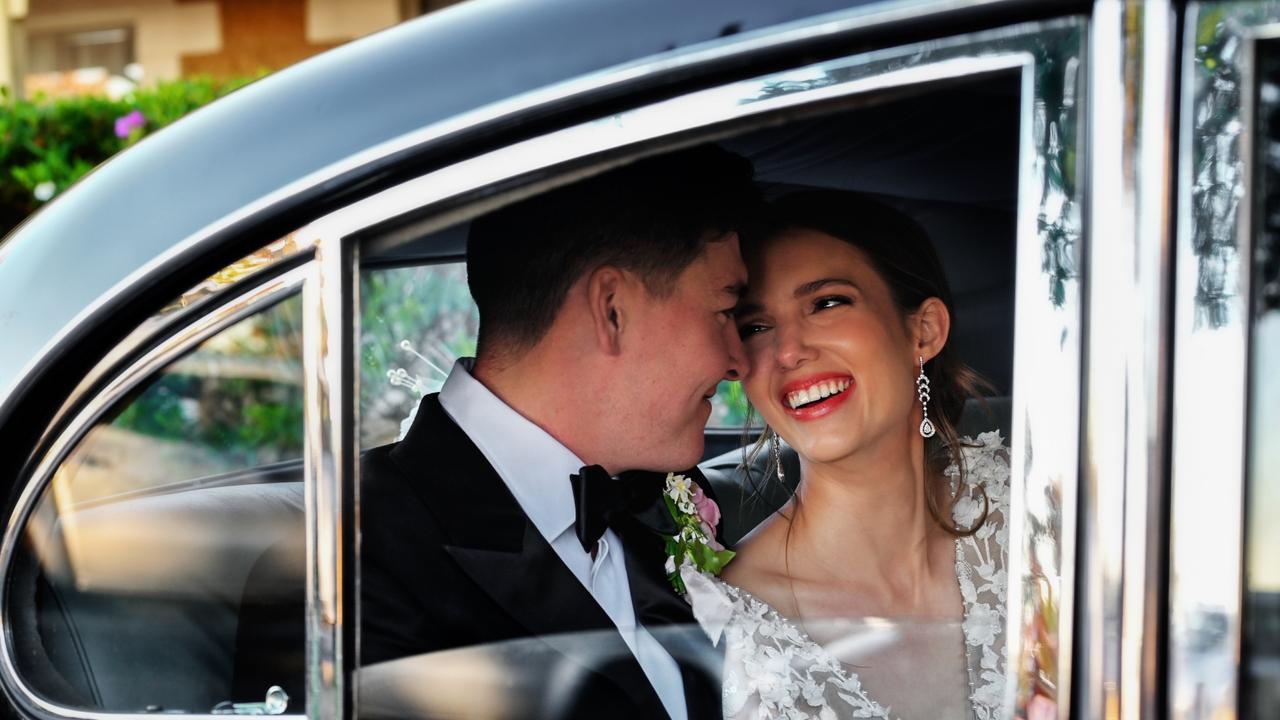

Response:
(587, 265), (626, 355)
(912, 297), (951, 363)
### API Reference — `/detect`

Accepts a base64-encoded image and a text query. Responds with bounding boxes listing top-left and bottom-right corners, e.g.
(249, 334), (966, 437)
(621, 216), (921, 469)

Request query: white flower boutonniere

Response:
(661, 472), (735, 594)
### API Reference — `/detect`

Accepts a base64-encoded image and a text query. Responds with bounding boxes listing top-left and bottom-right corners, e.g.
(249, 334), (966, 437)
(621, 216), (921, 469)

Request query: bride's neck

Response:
(787, 438), (945, 596)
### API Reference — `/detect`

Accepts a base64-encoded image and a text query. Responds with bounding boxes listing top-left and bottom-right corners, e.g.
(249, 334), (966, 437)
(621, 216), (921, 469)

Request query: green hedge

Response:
(0, 76), (258, 237)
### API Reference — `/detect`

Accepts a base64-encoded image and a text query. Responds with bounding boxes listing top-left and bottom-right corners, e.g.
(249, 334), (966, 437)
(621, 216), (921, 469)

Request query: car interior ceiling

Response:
(10, 72), (1020, 712)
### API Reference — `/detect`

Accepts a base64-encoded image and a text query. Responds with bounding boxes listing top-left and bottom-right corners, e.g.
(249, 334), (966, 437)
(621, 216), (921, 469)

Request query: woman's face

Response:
(736, 228), (922, 464)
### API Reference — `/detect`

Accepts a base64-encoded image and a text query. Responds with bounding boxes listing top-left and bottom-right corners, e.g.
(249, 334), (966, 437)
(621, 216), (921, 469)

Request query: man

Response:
(360, 145), (758, 719)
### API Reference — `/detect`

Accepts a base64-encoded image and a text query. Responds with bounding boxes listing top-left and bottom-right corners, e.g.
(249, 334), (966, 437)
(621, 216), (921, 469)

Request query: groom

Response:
(360, 145), (758, 719)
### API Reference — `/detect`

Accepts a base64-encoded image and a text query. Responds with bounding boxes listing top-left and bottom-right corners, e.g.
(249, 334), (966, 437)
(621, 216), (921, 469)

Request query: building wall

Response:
(17, 0), (408, 90)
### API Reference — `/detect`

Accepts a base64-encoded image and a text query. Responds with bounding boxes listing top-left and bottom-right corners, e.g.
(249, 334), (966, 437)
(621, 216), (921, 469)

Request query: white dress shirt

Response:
(438, 358), (688, 720)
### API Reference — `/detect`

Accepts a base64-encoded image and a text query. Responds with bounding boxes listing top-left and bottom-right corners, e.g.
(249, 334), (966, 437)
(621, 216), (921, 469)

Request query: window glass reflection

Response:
(9, 294), (306, 715)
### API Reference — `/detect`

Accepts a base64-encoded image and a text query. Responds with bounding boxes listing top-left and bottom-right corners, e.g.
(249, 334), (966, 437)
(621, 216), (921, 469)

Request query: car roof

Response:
(0, 0), (892, 415)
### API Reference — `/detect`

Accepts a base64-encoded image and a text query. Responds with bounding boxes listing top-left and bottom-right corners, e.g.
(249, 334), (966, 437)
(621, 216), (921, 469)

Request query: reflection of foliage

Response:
(1191, 9), (1248, 329)
(1031, 32), (1083, 308)
(1018, 480), (1063, 713)
(162, 234), (303, 315)
(110, 295), (304, 466)
(360, 264), (479, 447)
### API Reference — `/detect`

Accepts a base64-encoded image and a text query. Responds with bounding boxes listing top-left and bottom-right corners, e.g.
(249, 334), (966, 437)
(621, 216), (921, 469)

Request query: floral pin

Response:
(661, 473), (735, 594)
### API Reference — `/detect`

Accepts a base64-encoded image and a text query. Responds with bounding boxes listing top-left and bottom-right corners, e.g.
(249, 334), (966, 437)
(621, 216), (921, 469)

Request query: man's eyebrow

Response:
(794, 277), (859, 298)
(723, 281), (748, 299)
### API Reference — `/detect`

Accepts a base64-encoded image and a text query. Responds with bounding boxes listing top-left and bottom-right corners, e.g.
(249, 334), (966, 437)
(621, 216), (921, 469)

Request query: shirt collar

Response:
(438, 358), (583, 540)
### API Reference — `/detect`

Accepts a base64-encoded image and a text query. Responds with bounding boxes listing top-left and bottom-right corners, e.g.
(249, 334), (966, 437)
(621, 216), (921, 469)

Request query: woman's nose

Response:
(774, 322), (816, 370)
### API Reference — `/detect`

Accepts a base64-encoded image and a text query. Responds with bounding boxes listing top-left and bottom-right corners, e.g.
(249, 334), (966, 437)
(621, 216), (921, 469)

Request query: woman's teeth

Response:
(786, 379), (851, 409)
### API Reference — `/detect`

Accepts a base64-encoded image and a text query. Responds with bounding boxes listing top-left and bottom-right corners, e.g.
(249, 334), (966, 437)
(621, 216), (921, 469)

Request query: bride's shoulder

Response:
(946, 429), (1012, 525)
(949, 428), (1011, 488)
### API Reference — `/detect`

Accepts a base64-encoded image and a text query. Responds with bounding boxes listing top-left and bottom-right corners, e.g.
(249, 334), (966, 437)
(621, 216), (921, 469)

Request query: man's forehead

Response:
(702, 234), (748, 289)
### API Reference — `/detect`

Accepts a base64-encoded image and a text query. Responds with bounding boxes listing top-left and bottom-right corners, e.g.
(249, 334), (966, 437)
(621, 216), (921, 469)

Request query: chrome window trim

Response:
(38, 235), (318, 459)
(0, 263), (310, 720)
(303, 233), (359, 720)
(1, 0), (1045, 424)
(1170, 3), (1280, 719)
(1076, 2), (1177, 719)
(300, 19), (1087, 719)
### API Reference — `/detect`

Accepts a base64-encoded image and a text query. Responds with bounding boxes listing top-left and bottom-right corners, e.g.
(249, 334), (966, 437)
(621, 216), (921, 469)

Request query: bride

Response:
(683, 190), (1010, 719)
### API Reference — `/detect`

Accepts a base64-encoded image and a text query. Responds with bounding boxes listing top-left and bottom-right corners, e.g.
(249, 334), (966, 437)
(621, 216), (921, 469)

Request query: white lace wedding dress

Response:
(683, 431), (1011, 720)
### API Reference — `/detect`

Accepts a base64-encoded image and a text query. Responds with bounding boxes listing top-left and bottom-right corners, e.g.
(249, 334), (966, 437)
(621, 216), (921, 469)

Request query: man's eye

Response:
(813, 295), (851, 311)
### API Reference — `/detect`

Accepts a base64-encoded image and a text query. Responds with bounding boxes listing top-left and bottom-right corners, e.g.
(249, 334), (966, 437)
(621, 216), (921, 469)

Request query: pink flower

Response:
(115, 110), (146, 139)
(700, 522), (725, 551)
(689, 485), (721, 527)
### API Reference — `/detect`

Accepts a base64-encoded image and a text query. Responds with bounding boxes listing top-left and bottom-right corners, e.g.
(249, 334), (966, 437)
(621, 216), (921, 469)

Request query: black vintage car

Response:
(0, 0), (1276, 717)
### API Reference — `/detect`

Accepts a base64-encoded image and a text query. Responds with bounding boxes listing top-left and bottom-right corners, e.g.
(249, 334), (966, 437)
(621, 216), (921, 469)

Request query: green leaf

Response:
(690, 542), (736, 575)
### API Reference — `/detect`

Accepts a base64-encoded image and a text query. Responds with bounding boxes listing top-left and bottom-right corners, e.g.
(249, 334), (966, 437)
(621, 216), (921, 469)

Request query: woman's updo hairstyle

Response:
(742, 189), (993, 536)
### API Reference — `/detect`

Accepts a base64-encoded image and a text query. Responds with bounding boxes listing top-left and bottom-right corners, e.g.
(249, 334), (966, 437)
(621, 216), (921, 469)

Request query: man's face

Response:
(612, 234), (750, 471)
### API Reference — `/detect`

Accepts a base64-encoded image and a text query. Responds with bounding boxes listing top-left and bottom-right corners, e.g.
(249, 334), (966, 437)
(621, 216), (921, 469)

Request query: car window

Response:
(7, 293), (306, 715)
(347, 16), (1083, 717)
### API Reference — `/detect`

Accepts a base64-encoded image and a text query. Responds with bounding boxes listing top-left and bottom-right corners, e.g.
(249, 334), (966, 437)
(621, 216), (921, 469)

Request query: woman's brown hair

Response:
(741, 189), (993, 536)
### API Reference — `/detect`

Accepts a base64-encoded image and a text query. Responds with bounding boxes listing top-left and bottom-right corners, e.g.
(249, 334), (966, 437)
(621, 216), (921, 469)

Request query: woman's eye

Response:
(813, 295), (851, 311)
(737, 322), (769, 339)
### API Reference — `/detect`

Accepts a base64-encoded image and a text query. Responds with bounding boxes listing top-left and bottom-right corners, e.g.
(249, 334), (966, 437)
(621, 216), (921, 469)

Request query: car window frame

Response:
(293, 18), (1088, 719)
(0, 258), (312, 720)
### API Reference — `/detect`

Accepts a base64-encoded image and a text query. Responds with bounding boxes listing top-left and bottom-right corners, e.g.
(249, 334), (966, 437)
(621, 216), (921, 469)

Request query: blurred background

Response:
(0, 0), (463, 236)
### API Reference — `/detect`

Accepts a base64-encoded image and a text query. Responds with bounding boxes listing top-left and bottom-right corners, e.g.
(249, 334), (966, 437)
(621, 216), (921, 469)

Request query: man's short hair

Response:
(466, 145), (758, 356)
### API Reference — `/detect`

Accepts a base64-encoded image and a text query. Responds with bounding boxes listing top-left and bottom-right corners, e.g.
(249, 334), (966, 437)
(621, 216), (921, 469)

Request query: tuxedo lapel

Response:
(387, 395), (670, 716)
(616, 468), (726, 720)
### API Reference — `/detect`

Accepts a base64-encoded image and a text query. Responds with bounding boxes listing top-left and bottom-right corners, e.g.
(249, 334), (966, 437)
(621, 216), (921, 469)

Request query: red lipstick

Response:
(779, 373), (854, 421)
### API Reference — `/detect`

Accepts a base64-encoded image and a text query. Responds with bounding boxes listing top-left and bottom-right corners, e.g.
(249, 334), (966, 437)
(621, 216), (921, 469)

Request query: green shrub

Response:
(0, 75), (259, 237)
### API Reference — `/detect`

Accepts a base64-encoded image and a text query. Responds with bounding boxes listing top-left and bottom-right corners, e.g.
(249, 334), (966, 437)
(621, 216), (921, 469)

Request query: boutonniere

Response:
(661, 473), (735, 594)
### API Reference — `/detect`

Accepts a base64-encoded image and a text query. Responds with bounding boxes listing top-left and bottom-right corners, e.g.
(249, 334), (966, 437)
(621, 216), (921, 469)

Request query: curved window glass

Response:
(8, 294), (306, 715)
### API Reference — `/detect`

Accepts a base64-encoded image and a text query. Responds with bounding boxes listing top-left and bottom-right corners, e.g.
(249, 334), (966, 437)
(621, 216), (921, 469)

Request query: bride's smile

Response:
(780, 374), (853, 417)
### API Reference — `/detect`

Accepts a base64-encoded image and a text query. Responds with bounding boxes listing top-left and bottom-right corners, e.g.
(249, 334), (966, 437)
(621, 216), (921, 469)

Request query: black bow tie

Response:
(569, 465), (680, 553)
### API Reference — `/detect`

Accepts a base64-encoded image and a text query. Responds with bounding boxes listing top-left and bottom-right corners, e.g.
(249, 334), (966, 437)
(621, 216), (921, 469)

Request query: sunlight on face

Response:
(736, 229), (919, 464)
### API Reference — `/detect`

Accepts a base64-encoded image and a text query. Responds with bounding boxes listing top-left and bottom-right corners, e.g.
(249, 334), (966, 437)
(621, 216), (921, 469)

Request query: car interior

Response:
(7, 70), (1020, 714)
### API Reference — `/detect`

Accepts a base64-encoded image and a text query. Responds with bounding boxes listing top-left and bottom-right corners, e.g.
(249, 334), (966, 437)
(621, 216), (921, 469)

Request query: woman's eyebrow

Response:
(794, 277), (860, 298)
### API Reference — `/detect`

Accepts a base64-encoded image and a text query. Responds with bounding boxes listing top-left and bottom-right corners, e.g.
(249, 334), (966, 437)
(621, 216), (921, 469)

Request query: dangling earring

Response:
(916, 355), (936, 438)
(770, 429), (787, 483)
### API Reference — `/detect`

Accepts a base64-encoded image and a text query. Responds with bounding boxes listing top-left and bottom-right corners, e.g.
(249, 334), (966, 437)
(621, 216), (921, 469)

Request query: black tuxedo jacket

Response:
(360, 394), (723, 719)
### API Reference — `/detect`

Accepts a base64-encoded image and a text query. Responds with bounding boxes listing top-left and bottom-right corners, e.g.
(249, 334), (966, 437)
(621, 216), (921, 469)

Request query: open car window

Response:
(345, 16), (1083, 719)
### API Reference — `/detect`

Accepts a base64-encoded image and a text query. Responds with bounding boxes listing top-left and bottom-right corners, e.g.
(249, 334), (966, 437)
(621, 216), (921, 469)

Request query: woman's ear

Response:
(912, 297), (951, 363)
(587, 265), (626, 355)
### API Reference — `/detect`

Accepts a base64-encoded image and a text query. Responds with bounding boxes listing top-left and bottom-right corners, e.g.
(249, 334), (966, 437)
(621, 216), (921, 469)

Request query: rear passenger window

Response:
(7, 294), (306, 715)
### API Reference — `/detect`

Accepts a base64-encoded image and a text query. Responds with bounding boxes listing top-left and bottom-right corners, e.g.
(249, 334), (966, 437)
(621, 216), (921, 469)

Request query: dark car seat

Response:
(9, 478), (306, 714)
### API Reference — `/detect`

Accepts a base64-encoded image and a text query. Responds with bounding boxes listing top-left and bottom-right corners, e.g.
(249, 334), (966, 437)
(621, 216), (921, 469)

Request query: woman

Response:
(683, 190), (1010, 719)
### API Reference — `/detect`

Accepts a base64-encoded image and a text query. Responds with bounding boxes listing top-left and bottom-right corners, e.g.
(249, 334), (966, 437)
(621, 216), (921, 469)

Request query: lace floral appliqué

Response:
(684, 431), (1011, 720)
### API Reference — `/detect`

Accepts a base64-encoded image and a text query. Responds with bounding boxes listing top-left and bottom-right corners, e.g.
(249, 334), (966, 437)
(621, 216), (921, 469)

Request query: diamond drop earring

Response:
(916, 355), (936, 438)
(770, 429), (786, 483)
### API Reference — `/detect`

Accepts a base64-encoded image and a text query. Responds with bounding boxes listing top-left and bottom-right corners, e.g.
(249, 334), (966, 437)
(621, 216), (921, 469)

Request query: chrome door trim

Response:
(1169, 4), (1280, 719)
(303, 233), (359, 720)
(0, 265), (310, 720)
(304, 18), (1088, 719)
(1076, 2), (1177, 719)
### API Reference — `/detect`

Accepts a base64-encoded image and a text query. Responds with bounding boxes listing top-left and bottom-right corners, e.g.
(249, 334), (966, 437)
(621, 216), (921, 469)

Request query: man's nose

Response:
(723, 325), (750, 381)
